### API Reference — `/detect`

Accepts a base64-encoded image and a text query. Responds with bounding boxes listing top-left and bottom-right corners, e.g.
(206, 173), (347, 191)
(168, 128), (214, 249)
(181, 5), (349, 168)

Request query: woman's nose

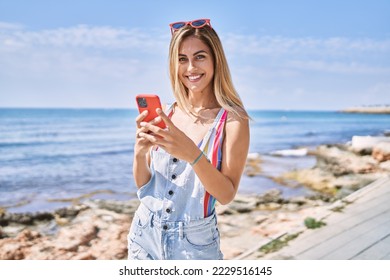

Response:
(187, 60), (197, 71)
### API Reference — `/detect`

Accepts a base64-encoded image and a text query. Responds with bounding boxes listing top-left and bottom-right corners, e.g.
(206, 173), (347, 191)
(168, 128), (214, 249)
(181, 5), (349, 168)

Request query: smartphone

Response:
(135, 94), (166, 129)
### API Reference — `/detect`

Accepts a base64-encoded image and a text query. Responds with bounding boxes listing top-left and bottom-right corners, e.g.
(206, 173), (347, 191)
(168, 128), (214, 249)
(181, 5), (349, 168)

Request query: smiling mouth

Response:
(187, 74), (203, 82)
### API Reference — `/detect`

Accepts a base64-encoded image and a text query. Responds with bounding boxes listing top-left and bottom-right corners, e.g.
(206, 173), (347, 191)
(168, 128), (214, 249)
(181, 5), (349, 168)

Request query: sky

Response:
(0, 0), (389, 110)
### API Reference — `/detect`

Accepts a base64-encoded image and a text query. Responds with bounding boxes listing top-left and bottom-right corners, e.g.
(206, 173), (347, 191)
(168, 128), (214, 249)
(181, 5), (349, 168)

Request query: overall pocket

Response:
(127, 209), (154, 260)
(184, 223), (219, 249)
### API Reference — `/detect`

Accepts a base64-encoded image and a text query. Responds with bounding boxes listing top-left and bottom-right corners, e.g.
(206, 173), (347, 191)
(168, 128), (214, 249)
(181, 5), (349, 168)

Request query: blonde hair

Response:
(169, 25), (249, 119)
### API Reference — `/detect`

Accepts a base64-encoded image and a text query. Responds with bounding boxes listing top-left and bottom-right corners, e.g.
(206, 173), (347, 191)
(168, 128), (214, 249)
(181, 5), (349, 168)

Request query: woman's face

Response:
(178, 36), (214, 96)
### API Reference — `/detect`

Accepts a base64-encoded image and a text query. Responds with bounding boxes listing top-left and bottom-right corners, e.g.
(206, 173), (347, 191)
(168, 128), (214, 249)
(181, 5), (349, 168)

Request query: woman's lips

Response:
(187, 74), (203, 82)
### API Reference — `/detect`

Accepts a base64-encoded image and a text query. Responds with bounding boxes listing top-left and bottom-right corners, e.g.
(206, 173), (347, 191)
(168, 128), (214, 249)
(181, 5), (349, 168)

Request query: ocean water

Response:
(1, 108), (389, 213)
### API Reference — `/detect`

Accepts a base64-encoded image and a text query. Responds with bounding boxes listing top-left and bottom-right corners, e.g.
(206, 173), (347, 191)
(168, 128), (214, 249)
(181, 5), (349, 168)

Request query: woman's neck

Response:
(187, 91), (219, 111)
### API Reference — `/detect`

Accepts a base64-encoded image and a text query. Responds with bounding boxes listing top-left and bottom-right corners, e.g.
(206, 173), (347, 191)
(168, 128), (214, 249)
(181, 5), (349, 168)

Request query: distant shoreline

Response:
(2, 107), (390, 114)
(341, 106), (390, 114)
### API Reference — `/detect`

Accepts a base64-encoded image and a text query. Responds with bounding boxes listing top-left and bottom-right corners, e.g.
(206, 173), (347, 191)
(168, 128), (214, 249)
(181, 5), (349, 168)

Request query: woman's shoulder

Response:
(224, 110), (249, 137)
(225, 109), (249, 126)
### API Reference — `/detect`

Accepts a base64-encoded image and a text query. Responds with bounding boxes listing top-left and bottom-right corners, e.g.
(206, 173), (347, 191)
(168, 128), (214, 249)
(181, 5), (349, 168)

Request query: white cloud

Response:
(1, 22), (389, 109)
(0, 23), (169, 77)
(223, 34), (390, 56)
(287, 60), (390, 74)
(0, 24), (168, 52)
(0, 21), (23, 30)
(0, 23), (172, 108)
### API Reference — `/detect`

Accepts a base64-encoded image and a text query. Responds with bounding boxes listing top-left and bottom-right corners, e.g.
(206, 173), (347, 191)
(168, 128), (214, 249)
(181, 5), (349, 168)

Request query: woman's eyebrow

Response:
(179, 50), (208, 56)
(193, 50), (207, 56)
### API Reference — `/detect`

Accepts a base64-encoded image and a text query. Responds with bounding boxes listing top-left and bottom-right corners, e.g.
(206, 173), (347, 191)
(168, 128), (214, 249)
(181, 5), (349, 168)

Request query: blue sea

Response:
(1, 108), (389, 213)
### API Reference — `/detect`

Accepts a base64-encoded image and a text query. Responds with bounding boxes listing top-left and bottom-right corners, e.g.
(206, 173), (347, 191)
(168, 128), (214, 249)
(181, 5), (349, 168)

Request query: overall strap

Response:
(165, 103), (175, 118)
(199, 109), (227, 157)
(202, 108), (228, 218)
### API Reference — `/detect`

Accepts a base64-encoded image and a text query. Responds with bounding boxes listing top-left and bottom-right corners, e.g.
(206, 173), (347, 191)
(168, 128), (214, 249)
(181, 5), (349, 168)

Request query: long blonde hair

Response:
(169, 25), (249, 119)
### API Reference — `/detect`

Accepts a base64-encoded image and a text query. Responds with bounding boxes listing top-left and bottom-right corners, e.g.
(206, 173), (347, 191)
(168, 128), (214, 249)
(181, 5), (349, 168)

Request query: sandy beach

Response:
(1, 135), (390, 260)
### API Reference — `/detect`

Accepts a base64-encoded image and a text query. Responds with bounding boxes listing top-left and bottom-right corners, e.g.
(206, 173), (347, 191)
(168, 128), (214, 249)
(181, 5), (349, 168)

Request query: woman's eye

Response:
(179, 57), (187, 63)
(196, 55), (205, 60)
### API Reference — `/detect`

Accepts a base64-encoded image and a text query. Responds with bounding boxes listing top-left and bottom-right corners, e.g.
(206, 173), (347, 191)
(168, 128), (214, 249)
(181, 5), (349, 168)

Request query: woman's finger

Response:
(136, 125), (149, 136)
(139, 122), (167, 137)
(150, 116), (163, 126)
(156, 108), (175, 129)
(138, 132), (160, 143)
(135, 110), (149, 127)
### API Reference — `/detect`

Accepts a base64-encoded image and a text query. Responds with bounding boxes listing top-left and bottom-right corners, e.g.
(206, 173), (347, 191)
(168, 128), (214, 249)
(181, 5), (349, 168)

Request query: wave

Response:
(0, 131), (132, 149)
(1, 146), (134, 164)
(0, 140), (60, 148)
(270, 148), (308, 157)
(304, 131), (317, 137)
(49, 146), (133, 159)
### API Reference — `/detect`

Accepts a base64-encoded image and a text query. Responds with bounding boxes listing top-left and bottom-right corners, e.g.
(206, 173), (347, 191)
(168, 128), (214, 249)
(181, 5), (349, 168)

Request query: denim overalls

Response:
(128, 105), (227, 260)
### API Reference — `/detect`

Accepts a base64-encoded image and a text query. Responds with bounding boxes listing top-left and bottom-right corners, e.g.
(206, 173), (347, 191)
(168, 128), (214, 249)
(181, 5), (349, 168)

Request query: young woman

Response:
(128, 19), (250, 260)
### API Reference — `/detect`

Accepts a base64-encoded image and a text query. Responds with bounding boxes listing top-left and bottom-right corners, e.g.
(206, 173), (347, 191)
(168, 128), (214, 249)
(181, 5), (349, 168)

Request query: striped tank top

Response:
(138, 103), (228, 220)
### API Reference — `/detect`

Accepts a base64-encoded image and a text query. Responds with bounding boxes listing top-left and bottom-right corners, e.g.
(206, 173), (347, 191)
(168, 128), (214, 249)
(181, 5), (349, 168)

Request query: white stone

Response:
(351, 136), (390, 152)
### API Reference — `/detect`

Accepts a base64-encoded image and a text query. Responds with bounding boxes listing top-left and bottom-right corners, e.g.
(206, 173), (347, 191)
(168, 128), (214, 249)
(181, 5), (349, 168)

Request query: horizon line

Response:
(0, 106), (343, 112)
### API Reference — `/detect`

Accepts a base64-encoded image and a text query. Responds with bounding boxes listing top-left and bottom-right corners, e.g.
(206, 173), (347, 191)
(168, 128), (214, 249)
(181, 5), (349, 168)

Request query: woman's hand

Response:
(138, 108), (199, 163)
(134, 110), (160, 156)
(138, 108), (250, 205)
(133, 110), (166, 188)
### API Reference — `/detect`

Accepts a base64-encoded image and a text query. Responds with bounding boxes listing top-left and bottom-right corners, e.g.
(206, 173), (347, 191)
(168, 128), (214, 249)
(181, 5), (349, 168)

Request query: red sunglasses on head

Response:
(169, 19), (212, 35)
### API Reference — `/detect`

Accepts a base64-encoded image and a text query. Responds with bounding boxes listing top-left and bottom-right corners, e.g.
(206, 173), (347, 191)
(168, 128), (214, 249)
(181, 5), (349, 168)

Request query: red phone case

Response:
(135, 94), (166, 129)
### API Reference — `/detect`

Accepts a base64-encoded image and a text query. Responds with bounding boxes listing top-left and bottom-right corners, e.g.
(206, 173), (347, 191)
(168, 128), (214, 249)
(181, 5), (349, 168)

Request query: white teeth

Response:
(188, 74), (202, 81)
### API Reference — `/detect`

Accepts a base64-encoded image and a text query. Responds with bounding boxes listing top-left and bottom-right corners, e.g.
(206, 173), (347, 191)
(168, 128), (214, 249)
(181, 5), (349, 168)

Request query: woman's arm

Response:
(133, 146), (152, 188)
(139, 109), (250, 204)
(133, 104), (168, 188)
(190, 114), (249, 204)
(133, 111), (154, 188)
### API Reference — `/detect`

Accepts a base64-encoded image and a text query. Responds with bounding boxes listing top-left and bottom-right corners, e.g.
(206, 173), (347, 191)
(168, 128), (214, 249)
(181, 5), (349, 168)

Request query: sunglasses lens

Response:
(172, 22), (186, 30)
(192, 20), (206, 27)
(170, 19), (211, 34)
